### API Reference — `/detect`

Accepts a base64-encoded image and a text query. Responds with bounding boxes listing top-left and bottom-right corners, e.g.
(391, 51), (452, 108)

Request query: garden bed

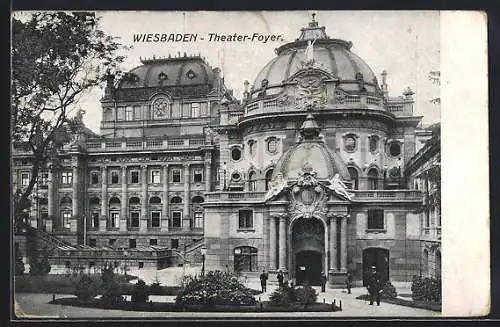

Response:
(51, 297), (338, 312)
(355, 294), (441, 312)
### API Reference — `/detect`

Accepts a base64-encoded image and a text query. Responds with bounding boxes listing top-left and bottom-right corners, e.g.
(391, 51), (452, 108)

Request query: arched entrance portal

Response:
(291, 218), (325, 286)
(363, 247), (390, 286)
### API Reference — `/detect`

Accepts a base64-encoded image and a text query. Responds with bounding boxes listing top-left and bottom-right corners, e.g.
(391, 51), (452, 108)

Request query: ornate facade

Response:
(12, 16), (437, 286)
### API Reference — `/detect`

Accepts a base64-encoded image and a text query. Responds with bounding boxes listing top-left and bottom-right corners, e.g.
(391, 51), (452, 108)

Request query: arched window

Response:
(347, 167), (359, 190)
(88, 197), (100, 229)
(60, 197), (72, 206)
(265, 169), (274, 191)
(170, 196), (183, 204)
(192, 196), (204, 204)
(234, 246), (258, 272)
(367, 168), (379, 190)
(108, 197), (121, 229)
(248, 171), (257, 191)
(129, 197), (141, 205)
(423, 249), (429, 277)
(149, 196), (162, 204)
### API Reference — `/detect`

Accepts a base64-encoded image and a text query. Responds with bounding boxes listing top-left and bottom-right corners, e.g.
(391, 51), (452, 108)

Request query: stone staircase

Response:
(29, 227), (76, 250)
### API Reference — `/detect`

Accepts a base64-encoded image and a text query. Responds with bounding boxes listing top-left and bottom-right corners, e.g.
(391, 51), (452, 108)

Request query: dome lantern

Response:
(299, 114), (321, 140)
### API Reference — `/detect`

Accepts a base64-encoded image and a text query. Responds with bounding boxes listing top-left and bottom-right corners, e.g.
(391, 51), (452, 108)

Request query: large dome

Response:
(250, 16), (380, 97)
(118, 55), (217, 89)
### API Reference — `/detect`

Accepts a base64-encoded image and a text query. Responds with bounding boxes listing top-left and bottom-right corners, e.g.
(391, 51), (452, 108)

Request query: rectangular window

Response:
(41, 212), (48, 220)
(61, 172), (73, 185)
(172, 168), (181, 183)
(111, 171), (119, 184)
(109, 238), (116, 246)
(150, 239), (158, 246)
(151, 211), (161, 228)
(130, 212), (140, 228)
(367, 209), (385, 230)
(91, 212), (99, 228)
(129, 239), (136, 249)
(238, 210), (253, 229)
(151, 170), (161, 184)
(125, 106), (134, 121)
(171, 239), (179, 249)
(171, 211), (182, 228)
(89, 238), (97, 247)
(134, 106), (142, 120)
(40, 173), (49, 186)
(116, 107), (125, 120)
(182, 103), (190, 117)
(110, 212), (119, 228)
(193, 168), (203, 183)
(194, 212), (204, 229)
(62, 212), (71, 229)
(191, 103), (200, 118)
(138, 262), (144, 269)
(91, 172), (99, 185)
(20, 172), (30, 186)
(130, 171), (139, 184)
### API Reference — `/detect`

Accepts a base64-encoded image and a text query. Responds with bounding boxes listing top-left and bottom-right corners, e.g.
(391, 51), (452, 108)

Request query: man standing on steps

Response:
(367, 266), (381, 306)
(259, 269), (268, 292)
(277, 270), (284, 287)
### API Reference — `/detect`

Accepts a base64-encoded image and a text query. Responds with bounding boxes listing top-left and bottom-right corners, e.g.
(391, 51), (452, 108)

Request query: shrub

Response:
(149, 276), (163, 295)
(381, 281), (397, 299)
(100, 266), (124, 304)
(294, 283), (317, 305)
(131, 279), (149, 303)
(175, 270), (257, 306)
(269, 284), (295, 306)
(411, 275), (441, 303)
(75, 274), (98, 300)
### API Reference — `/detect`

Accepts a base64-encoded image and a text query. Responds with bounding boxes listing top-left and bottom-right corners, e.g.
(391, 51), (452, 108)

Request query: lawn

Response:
(51, 297), (340, 312)
(14, 274), (181, 296)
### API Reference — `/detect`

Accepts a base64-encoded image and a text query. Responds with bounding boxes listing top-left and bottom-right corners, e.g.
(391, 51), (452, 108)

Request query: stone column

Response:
(47, 168), (54, 232)
(269, 215), (277, 270)
(329, 216), (338, 270)
(161, 164), (169, 231)
(140, 165), (148, 232)
(100, 166), (107, 231)
(278, 215), (286, 271)
(120, 166), (128, 231)
(205, 160), (211, 191)
(182, 163), (190, 231)
(71, 160), (79, 233)
(340, 215), (348, 271)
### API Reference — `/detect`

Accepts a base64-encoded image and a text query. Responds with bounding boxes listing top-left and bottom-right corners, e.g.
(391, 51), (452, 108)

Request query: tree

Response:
(428, 71), (440, 104)
(76, 274), (98, 300)
(14, 244), (25, 275)
(11, 12), (127, 231)
(100, 265), (123, 304)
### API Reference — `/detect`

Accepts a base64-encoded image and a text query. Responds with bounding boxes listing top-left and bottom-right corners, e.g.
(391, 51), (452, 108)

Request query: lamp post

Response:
(200, 245), (207, 277)
(222, 162), (227, 191)
(383, 164), (388, 190)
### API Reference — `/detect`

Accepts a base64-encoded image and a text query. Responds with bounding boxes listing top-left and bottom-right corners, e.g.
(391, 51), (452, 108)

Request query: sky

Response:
(74, 11), (440, 133)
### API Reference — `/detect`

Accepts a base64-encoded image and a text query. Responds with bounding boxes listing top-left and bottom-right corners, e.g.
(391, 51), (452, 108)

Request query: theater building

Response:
(12, 16), (437, 286)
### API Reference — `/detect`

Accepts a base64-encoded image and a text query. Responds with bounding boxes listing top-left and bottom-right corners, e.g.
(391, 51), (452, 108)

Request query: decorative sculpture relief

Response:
(294, 75), (327, 110)
(326, 173), (354, 201)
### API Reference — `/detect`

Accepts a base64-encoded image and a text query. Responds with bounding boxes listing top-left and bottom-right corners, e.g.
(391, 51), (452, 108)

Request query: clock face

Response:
(152, 98), (169, 119)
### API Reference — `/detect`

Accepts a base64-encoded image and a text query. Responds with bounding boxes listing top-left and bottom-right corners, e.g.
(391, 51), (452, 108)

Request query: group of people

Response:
(259, 266), (383, 306)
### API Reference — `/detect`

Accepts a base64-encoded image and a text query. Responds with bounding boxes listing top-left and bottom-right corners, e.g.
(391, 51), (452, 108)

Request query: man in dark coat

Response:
(366, 266), (381, 305)
(320, 273), (327, 292)
(277, 270), (284, 287)
(259, 269), (268, 292)
(345, 272), (353, 294)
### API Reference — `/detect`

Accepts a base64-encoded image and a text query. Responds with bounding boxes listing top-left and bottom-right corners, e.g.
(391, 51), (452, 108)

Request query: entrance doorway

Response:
(362, 247), (390, 286)
(295, 250), (322, 286)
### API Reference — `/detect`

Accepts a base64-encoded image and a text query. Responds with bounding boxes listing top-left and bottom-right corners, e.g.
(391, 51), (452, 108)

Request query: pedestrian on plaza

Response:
(277, 270), (284, 287)
(345, 271), (353, 294)
(366, 266), (381, 306)
(320, 272), (327, 292)
(259, 269), (268, 292)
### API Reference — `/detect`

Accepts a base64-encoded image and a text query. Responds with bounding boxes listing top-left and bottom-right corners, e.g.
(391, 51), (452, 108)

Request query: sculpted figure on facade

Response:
(326, 173), (354, 201)
(264, 172), (288, 202)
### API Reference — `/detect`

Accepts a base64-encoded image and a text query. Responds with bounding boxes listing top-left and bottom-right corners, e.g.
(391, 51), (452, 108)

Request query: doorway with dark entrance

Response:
(295, 250), (322, 285)
(362, 247), (389, 286)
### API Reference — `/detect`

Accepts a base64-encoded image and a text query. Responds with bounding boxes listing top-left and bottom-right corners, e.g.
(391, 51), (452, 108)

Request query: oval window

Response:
(231, 148), (242, 161)
(344, 135), (357, 152)
(232, 172), (241, 181)
(389, 142), (401, 157)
